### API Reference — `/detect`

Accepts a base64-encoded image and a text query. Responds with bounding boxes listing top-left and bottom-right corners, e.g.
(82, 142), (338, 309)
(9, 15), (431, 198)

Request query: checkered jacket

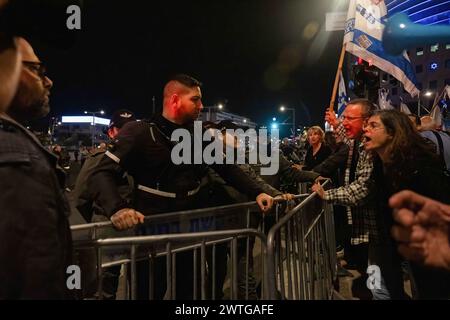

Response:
(323, 123), (379, 245)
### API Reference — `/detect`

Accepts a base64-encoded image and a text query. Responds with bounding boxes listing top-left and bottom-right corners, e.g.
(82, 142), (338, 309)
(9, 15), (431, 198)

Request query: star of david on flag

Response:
(337, 71), (348, 117)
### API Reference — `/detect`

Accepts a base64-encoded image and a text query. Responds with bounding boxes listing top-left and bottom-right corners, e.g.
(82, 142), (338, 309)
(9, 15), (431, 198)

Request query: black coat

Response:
(303, 144), (332, 171)
(312, 142), (349, 185)
(0, 115), (72, 299)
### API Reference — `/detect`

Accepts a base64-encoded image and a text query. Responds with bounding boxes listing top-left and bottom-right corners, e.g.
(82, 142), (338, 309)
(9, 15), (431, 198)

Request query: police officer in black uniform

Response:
(72, 109), (137, 299)
(89, 74), (274, 299)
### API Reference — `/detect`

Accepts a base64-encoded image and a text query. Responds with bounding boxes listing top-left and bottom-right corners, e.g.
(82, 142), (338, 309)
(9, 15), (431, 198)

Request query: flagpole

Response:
(329, 44), (347, 113)
(418, 98), (421, 117)
(432, 86), (446, 110)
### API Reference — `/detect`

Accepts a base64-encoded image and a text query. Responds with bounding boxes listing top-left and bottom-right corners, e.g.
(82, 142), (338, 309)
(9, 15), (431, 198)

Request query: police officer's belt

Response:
(137, 184), (200, 198)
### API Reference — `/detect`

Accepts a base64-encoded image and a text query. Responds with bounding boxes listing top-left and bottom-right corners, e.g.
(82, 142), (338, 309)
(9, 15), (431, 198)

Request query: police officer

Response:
(72, 109), (137, 299)
(75, 109), (137, 223)
(89, 74), (274, 299)
(0, 38), (72, 299)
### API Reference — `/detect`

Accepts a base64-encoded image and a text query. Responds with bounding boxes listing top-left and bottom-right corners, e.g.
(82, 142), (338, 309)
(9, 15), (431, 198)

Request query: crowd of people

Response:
(1, 4), (450, 300)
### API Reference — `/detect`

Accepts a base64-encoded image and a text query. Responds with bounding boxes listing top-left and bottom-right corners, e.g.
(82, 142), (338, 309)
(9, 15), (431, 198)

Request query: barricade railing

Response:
(70, 195), (308, 237)
(71, 187), (337, 300)
(73, 229), (269, 300)
(266, 180), (337, 300)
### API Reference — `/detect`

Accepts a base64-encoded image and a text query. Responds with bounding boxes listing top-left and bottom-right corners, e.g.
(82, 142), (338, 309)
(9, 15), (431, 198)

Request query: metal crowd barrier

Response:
(71, 185), (337, 300)
(74, 229), (269, 300)
(266, 180), (337, 300)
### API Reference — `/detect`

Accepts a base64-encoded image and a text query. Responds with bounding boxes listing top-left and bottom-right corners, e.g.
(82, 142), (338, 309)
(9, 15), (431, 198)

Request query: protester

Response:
(0, 38), (72, 299)
(313, 99), (378, 294)
(363, 109), (450, 299)
(303, 126), (332, 170)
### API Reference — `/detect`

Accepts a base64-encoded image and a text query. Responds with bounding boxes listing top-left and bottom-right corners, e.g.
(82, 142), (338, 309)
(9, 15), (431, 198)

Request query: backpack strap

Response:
(430, 130), (446, 169)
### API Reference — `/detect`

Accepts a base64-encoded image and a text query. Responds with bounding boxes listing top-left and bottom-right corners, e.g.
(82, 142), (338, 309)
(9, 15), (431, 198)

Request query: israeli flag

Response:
(337, 71), (348, 116)
(344, 0), (419, 97)
(445, 85), (450, 100)
(400, 101), (412, 115)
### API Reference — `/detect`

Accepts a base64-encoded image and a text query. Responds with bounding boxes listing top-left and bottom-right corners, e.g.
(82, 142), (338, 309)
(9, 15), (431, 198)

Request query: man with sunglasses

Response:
(0, 38), (72, 299)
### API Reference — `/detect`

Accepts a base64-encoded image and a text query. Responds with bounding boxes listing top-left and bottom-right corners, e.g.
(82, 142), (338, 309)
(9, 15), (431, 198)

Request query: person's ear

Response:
(108, 127), (119, 139)
(170, 94), (180, 110)
(107, 128), (114, 139)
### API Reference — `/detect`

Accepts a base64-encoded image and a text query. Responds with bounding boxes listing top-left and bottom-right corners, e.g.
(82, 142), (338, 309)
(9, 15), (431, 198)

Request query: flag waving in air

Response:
(344, 0), (420, 97)
(337, 71), (348, 116)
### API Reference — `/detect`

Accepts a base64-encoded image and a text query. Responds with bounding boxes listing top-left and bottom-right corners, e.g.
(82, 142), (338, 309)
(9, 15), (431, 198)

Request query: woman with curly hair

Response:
(363, 109), (450, 299)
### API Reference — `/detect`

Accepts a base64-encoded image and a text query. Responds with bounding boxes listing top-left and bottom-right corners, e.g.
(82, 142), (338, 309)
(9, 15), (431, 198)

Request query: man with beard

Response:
(89, 74), (275, 299)
(0, 38), (72, 299)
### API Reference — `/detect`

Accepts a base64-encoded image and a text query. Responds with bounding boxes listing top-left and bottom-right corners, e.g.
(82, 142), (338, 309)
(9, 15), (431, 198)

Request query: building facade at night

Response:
(347, 1), (450, 125)
(199, 107), (257, 128)
(53, 116), (110, 148)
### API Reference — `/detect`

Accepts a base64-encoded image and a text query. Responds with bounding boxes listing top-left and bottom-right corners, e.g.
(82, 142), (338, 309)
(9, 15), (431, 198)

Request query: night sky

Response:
(36, 0), (350, 129)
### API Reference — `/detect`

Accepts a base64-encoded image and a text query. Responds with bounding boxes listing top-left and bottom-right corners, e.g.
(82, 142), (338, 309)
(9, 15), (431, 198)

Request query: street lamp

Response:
(279, 105), (296, 137)
(84, 109), (105, 147)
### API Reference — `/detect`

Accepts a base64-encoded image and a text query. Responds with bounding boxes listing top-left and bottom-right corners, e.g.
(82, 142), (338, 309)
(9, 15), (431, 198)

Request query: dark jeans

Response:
(333, 205), (351, 251)
(368, 243), (407, 300)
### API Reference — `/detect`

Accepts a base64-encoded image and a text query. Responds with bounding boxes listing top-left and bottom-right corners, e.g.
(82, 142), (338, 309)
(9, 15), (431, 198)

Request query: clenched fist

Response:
(325, 110), (338, 129)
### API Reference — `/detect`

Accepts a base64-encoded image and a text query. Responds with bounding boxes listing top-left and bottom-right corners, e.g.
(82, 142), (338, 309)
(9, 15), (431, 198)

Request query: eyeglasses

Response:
(363, 121), (384, 131)
(341, 115), (365, 122)
(22, 61), (47, 79)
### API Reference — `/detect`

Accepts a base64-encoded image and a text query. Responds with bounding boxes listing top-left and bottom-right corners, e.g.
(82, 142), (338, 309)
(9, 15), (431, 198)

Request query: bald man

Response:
(89, 74), (274, 299)
(0, 38), (73, 299)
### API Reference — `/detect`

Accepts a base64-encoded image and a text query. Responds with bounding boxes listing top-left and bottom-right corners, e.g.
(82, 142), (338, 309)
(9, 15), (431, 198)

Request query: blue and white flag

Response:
(344, 0), (420, 97)
(337, 70), (348, 116)
(378, 88), (394, 110)
(400, 101), (412, 115)
(445, 85), (450, 100)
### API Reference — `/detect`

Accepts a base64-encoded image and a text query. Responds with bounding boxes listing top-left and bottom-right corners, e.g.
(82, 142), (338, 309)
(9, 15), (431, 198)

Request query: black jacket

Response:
(251, 151), (320, 190)
(88, 115), (267, 217)
(303, 144), (332, 171)
(312, 142), (349, 185)
(73, 149), (133, 222)
(0, 114), (72, 299)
